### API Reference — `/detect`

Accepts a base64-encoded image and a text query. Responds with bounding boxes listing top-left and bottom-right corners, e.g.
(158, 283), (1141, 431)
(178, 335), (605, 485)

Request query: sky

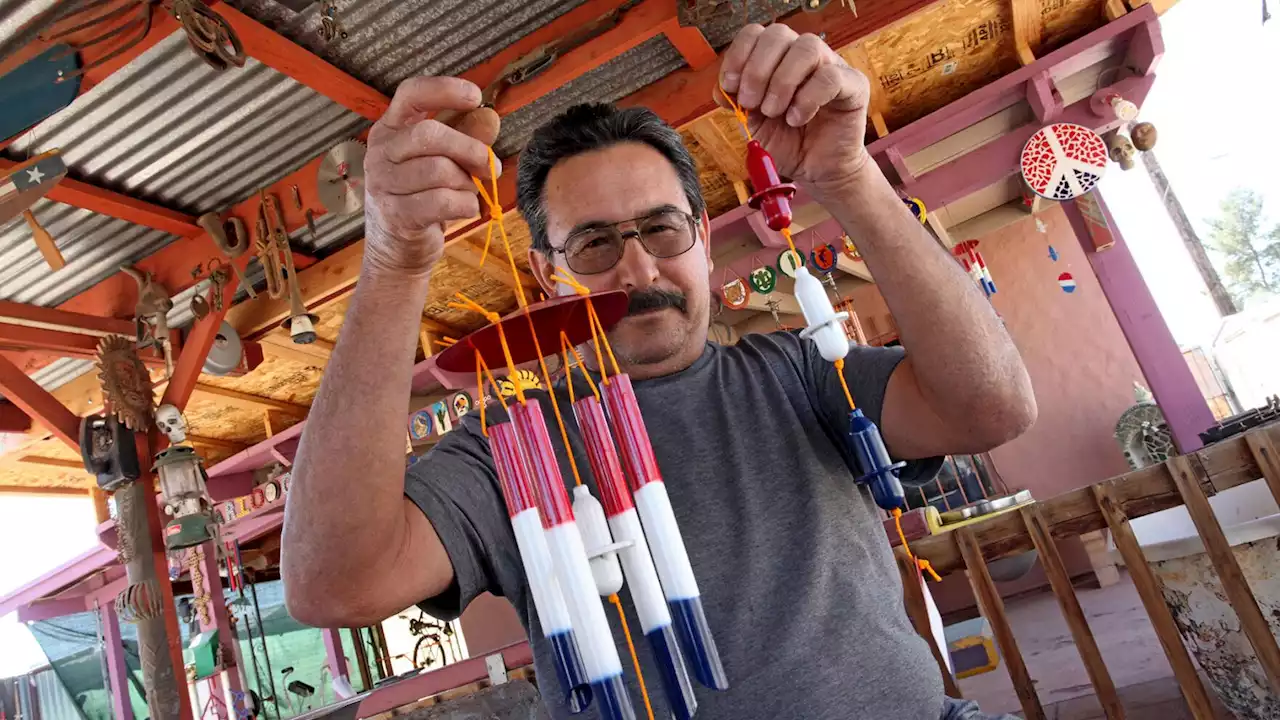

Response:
(1103, 0), (1280, 349)
(0, 0), (1276, 680)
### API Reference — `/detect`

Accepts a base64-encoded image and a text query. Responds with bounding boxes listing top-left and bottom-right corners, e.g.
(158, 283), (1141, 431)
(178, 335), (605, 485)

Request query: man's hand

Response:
(717, 24), (871, 195)
(363, 77), (501, 278)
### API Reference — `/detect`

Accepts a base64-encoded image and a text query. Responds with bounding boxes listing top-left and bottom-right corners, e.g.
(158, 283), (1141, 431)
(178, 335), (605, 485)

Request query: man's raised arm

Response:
(282, 78), (501, 627)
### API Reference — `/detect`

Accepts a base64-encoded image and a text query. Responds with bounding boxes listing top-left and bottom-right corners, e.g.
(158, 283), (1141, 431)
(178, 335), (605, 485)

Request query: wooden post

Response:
(1166, 455), (1280, 693)
(896, 551), (961, 698)
(956, 528), (1045, 719)
(350, 628), (374, 689)
(323, 628), (350, 685)
(1020, 505), (1125, 718)
(1091, 483), (1215, 719)
(89, 486), (111, 524)
(100, 599), (136, 720)
(1243, 430), (1280, 506)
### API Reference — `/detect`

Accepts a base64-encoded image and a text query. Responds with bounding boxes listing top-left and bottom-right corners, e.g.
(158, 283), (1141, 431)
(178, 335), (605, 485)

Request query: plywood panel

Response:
(865, 0), (1107, 129)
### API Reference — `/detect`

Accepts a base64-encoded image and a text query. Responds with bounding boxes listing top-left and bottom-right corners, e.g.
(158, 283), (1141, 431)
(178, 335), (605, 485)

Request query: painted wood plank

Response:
(897, 551), (961, 698)
(1166, 454), (1280, 694)
(1092, 483), (1216, 719)
(1020, 504), (1125, 719)
(957, 528), (1045, 719)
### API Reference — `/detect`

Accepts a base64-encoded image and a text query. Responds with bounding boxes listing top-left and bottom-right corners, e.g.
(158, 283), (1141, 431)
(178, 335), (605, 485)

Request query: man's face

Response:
(529, 142), (712, 370)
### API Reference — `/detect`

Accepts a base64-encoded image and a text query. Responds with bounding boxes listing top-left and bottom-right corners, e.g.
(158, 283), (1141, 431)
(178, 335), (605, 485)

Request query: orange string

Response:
(561, 331), (600, 401)
(719, 85), (753, 142)
(523, 308), (584, 486)
(779, 226), (799, 261)
(474, 352), (510, 437)
(894, 508), (941, 582)
(832, 359), (857, 412)
(609, 593), (655, 720)
(471, 149), (527, 309)
(588, 301), (622, 379)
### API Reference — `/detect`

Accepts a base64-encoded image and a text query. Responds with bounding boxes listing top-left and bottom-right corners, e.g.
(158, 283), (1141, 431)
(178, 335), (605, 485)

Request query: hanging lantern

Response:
(155, 446), (215, 550)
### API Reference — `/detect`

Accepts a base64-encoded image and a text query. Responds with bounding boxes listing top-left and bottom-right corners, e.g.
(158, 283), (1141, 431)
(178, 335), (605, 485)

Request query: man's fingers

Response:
(370, 156), (476, 197)
(718, 23), (764, 95)
(790, 63), (868, 126)
(377, 188), (481, 230)
(379, 119), (495, 179)
(736, 24), (799, 110)
(381, 76), (482, 130)
(760, 34), (826, 119)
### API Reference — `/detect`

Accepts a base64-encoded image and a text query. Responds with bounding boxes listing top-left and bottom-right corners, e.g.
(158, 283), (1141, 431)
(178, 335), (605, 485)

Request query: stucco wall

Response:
(850, 206), (1152, 613)
(459, 592), (527, 656)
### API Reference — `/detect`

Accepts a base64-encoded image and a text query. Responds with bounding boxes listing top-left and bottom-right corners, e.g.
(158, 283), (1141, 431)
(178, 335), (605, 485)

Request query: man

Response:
(283, 23), (1035, 720)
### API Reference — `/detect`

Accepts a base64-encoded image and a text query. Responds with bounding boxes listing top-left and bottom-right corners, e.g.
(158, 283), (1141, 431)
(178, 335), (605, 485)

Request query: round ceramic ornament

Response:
(776, 249), (805, 278)
(749, 265), (777, 294)
(722, 277), (751, 309)
(1021, 123), (1108, 200)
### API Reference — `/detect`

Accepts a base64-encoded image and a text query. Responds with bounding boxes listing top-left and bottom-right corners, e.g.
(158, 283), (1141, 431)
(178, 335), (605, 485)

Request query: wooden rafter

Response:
(0, 485), (88, 497)
(688, 118), (746, 182)
(444, 241), (539, 291)
(0, 300), (137, 338)
(0, 354), (79, 450)
(1010, 0), (1044, 66)
(17, 456), (86, 471)
(186, 435), (248, 454)
(840, 43), (892, 138)
(0, 160), (202, 238)
(191, 383), (309, 416)
(259, 333), (334, 367)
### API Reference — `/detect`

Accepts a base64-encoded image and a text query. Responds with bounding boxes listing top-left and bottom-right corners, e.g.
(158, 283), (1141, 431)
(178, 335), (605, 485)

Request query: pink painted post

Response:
(100, 599), (136, 720)
(1062, 194), (1215, 452)
(322, 628), (351, 684)
(194, 542), (245, 715)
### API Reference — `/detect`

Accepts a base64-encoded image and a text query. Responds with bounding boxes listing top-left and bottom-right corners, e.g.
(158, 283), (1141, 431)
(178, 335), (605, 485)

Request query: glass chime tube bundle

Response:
(600, 375), (729, 691)
(509, 400), (636, 720)
(488, 421), (591, 713)
(572, 394), (699, 720)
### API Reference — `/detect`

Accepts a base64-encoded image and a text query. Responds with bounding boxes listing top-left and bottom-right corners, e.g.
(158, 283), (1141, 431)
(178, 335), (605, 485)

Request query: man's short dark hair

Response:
(516, 103), (706, 252)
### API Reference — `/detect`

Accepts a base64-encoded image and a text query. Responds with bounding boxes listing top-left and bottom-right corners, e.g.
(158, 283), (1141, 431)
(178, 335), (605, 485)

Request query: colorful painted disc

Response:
(777, 249), (805, 278)
(408, 408), (434, 440)
(722, 278), (750, 309)
(810, 243), (838, 273)
(1058, 272), (1077, 293)
(263, 481), (279, 503)
(749, 265), (777, 294)
(1021, 123), (1108, 200)
(903, 197), (927, 224)
(451, 391), (473, 417)
(840, 234), (862, 261)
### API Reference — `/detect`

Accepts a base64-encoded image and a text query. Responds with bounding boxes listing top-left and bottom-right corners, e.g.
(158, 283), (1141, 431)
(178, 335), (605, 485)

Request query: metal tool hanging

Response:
(260, 192), (318, 344)
(198, 211), (255, 298)
(171, 0), (245, 70)
(318, 0), (347, 42)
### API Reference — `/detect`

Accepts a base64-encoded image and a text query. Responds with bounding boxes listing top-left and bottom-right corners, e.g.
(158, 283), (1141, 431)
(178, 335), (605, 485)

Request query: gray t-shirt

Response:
(405, 331), (951, 719)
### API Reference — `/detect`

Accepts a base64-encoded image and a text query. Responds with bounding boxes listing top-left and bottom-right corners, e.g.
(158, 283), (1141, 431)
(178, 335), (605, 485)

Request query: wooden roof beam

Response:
(444, 240), (539, 291)
(0, 323), (167, 369)
(0, 354), (79, 450)
(0, 159), (201, 237)
(259, 333), (334, 367)
(1010, 0), (1044, 66)
(0, 300), (136, 339)
(840, 43), (892, 138)
(17, 456), (86, 471)
(191, 383), (308, 416)
(0, 485), (88, 497)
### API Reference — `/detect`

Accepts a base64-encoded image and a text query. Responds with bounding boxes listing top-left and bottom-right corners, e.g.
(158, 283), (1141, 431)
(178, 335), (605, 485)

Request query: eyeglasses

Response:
(551, 209), (698, 275)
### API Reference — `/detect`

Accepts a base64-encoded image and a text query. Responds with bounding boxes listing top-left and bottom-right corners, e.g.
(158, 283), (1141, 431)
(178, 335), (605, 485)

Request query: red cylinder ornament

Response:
(745, 140), (797, 231)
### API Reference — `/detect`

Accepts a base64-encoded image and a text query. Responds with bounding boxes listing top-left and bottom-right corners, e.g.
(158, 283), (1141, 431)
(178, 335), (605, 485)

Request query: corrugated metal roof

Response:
(0, 197), (176, 306)
(229, 0), (592, 94)
(6, 30), (369, 216)
(495, 34), (686, 156)
(30, 357), (93, 391)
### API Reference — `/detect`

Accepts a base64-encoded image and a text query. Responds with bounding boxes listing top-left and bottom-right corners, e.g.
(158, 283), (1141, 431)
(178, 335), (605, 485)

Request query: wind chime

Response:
(719, 90), (938, 579)
(429, 152), (727, 720)
(720, 89), (912, 515)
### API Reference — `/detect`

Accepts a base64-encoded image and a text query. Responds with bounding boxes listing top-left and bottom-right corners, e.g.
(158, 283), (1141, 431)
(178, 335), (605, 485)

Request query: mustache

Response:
(627, 287), (687, 315)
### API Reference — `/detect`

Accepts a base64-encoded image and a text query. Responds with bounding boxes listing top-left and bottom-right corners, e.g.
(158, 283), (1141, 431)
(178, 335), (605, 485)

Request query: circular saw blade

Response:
(317, 140), (366, 215)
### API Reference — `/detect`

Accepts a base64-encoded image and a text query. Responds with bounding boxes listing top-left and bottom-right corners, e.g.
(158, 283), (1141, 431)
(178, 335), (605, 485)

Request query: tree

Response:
(1205, 189), (1280, 307)
(1142, 151), (1238, 317)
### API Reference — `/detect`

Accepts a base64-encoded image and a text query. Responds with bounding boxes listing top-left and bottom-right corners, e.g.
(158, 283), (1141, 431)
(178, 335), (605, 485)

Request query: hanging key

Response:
(209, 265), (230, 312)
